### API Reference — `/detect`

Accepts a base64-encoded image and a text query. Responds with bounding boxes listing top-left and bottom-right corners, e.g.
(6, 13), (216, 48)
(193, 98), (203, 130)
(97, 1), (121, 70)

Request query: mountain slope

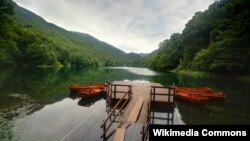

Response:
(0, 1), (131, 67)
(14, 4), (129, 62)
(146, 0), (250, 74)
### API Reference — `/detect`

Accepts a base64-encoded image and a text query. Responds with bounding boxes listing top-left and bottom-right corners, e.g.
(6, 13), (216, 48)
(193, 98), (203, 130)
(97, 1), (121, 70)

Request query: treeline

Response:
(146, 0), (250, 74)
(0, 0), (130, 68)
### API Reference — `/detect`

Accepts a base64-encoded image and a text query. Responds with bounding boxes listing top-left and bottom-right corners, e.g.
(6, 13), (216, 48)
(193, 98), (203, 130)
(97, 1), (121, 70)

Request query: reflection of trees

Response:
(0, 67), (143, 120)
(0, 66), (249, 138)
(148, 72), (179, 87)
(0, 67), (140, 140)
(0, 68), (15, 88)
(148, 71), (250, 124)
(177, 102), (211, 124)
(177, 98), (250, 124)
(177, 101), (232, 124)
(176, 74), (250, 116)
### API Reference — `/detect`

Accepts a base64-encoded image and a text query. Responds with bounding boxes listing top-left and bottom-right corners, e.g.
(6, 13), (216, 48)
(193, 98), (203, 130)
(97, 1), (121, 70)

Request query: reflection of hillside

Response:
(0, 98), (43, 141)
(147, 72), (250, 124)
(0, 66), (249, 140)
(0, 67), (142, 105)
(148, 71), (179, 86)
(177, 102), (209, 124)
(177, 101), (250, 124)
(0, 67), (143, 141)
(0, 68), (15, 88)
(0, 67), (144, 118)
(176, 74), (250, 115)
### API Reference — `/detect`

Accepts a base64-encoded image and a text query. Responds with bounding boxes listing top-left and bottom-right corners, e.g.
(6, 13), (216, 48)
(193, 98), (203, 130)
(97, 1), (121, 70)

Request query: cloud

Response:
(13, 0), (214, 53)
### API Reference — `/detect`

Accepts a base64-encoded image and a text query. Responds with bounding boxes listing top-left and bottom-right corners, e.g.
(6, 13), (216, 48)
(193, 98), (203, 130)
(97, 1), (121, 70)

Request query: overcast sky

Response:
(13, 0), (215, 53)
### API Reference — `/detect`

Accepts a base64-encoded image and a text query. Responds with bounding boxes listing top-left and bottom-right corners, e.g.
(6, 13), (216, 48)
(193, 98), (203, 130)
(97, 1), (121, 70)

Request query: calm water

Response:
(0, 67), (250, 140)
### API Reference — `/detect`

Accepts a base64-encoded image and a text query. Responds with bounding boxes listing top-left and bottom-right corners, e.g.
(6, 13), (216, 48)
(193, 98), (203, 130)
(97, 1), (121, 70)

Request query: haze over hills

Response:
(1, 1), (142, 68)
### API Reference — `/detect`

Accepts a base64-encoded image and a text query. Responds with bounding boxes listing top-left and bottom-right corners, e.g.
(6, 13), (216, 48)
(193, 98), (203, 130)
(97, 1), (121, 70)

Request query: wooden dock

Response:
(101, 81), (184, 141)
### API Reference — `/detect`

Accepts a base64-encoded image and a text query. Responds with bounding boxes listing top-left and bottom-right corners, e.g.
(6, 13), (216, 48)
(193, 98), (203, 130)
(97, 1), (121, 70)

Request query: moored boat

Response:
(69, 83), (106, 97)
(78, 88), (105, 97)
(69, 83), (106, 92)
(175, 87), (213, 93)
(176, 92), (209, 104)
(175, 86), (226, 101)
(201, 92), (226, 100)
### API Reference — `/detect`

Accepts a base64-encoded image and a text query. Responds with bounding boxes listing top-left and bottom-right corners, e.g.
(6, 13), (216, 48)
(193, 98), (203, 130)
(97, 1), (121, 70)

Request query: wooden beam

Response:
(127, 97), (144, 122)
(113, 128), (125, 141)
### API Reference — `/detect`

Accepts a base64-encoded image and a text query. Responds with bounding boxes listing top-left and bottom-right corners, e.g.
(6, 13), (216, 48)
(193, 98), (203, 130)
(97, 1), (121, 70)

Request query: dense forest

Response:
(0, 0), (140, 68)
(146, 0), (250, 74)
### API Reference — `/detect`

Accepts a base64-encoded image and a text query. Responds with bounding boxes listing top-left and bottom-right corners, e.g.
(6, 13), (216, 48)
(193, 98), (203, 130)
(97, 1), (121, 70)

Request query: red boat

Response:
(200, 92), (226, 100)
(78, 89), (105, 97)
(69, 83), (106, 92)
(175, 86), (226, 103)
(175, 87), (213, 93)
(69, 83), (106, 97)
(176, 91), (209, 104)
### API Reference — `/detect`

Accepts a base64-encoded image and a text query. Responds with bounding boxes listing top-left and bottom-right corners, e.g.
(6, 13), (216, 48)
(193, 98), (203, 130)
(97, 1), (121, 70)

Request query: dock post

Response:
(114, 85), (116, 99)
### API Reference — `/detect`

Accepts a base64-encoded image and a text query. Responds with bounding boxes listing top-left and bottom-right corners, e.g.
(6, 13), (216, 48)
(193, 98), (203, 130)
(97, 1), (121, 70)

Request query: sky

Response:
(13, 0), (215, 53)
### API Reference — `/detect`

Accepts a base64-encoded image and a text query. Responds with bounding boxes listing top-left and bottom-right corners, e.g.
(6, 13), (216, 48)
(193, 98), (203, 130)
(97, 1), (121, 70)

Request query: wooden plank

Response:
(107, 81), (184, 141)
(137, 98), (149, 124)
(124, 123), (141, 141)
(113, 128), (125, 141)
(127, 97), (144, 122)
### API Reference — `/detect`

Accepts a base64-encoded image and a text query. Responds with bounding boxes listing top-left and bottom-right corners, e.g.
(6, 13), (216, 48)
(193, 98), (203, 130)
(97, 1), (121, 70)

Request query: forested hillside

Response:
(0, 0), (131, 68)
(146, 0), (250, 74)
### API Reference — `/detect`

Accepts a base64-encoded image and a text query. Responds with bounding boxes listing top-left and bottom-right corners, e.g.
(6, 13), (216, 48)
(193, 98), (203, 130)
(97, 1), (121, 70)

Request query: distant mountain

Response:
(0, 1), (133, 67)
(139, 53), (149, 57)
(127, 52), (146, 67)
(127, 52), (143, 60)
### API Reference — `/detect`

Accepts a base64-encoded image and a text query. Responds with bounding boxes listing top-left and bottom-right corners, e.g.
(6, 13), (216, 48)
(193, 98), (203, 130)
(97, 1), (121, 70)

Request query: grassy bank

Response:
(172, 69), (250, 82)
(171, 69), (210, 77)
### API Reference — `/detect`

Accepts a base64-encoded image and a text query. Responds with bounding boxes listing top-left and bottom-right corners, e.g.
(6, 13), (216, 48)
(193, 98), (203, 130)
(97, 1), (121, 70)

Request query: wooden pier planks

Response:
(127, 97), (144, 122)
(104, 81), (182, 141)
(113, 128), (125, 141)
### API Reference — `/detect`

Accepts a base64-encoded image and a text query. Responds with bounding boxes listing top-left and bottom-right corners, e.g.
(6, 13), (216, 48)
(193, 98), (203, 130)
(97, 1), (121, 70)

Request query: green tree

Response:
(146, 0), (250, 74)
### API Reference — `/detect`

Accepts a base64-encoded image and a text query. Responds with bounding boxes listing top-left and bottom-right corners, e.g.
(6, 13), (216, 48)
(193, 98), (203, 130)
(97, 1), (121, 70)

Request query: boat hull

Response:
(69, 83), (106, 97)
(176, 93), (209, 104)
(175, 87), (226, 101)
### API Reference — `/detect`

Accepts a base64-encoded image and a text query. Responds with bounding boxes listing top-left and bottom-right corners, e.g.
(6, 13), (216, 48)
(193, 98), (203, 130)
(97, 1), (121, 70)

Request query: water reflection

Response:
(150, 102), (176, 125)
(107, 67), (158, 76)
(0, 67), (250, 140)
(69, 92), (106, 107)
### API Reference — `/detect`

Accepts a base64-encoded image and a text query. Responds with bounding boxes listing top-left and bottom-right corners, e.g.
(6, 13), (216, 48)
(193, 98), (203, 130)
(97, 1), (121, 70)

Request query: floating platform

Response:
(102, 81), (184, 141)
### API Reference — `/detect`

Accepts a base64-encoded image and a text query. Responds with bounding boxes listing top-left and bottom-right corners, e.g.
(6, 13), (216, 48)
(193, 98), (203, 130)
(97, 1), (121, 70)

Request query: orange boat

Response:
(69, 83), (106, 92)
(200, 92), (226, 100)
(78, 88), (105, 97)
(176, 91), (209, 104)
(175, 87), (213, 93)
(175, 86), (226, 101)
(69, 83), (106, 97)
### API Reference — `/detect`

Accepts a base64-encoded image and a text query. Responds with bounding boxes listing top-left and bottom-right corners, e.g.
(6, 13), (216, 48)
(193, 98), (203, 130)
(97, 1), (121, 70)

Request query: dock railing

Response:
(101, 83), (132, 141)
(141, 96), (150, 141)
(141, 85), (176, 141)
(151, 86), (175, 103)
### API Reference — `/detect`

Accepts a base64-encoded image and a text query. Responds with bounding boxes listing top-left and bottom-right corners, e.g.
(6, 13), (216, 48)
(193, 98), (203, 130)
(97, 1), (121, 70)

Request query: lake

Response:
(0, 67), (250, 140)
